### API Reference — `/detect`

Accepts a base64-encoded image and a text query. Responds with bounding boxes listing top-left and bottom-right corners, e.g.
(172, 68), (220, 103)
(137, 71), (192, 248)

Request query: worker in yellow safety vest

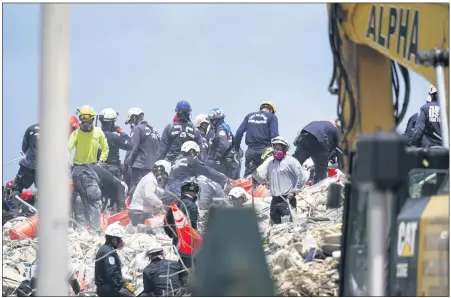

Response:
(68, 105), (109, 233)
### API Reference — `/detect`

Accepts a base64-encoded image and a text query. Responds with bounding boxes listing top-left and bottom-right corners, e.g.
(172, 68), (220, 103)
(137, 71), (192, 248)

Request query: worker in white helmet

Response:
(94, 224), (134, 296)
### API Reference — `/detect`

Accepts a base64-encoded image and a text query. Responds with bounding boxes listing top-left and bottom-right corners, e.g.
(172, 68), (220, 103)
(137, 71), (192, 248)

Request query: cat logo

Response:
(397, 221), (418, 257)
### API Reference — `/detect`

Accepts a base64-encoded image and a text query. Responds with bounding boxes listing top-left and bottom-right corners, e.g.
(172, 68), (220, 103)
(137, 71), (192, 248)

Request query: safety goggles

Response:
(79, 114), (95, 121)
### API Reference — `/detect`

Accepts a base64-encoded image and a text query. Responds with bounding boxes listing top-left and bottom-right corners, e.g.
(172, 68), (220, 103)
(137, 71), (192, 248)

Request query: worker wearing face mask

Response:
(95, 224), (135, 297)
(157, 101), (203, 163)
(98, 108), (133, 179)
(128, 160), (171, 226)
(124, 108), (161, 195)
(254, 137), (308, 225)
(68, 105), (109, 233)
(142, 245), (187, 297)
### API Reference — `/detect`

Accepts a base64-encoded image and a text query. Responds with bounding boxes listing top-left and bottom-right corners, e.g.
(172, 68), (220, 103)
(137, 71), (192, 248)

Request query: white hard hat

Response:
(104, 223), (125, 238)
(154, 160), (172, 175)
(181, 141), (200, 154)
(100, 108), (118, 121)
(195, 114), (209, 128)
(429, 85), (437, 95)
(126, 107), (144, 123)
(146, 243), (164, 255)
(229, 186), (248, 199)
(271, 136), (290, 149)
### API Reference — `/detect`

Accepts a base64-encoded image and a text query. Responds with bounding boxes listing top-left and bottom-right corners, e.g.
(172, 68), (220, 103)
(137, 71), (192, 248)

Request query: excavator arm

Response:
(328, 3), (449, 165)
(328, 3), (450, 297)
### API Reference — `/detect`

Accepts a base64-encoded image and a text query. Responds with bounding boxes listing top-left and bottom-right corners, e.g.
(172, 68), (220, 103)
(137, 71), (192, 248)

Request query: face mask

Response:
(80, 120), (94, 132)
(116, 238), (124, 250)
(273, 149), (285, 160)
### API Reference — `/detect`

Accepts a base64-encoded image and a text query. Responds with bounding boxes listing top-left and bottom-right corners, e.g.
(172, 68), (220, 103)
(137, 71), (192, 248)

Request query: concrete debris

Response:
(3, 176), (344, 297)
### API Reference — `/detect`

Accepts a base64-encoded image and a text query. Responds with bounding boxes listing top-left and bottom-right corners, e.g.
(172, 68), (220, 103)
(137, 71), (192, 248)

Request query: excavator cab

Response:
(339, 145), (449, 296)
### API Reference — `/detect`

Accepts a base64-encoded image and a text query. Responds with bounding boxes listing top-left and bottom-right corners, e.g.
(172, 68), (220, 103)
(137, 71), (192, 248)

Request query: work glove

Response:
(286, 189), (298, 209)
(115, 126), (124, 133)
(124, 282), (135, 294)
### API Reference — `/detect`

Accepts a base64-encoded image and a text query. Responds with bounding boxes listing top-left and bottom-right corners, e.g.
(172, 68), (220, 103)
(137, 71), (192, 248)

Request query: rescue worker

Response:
(164, 179), (200, 269)
(194, 114), (211, 162)
(68, 105), (109, 233)
(157, 101), (203, 163)
(196, 175), (225, 211)
(124, 107), (161, 194)
(235, 101), (279, 177)
(228, 186), (249, 207)
(161, 141), (231, 206)
(11, 123), (40, 196)
(98, 108), (133, 178)
(142, 245), (187, 297)
(254, 136), (308, 225)
(293, 120), (339, 184)
(95, 224), (135, 297)
(409, 85), (443, 148)
(16, 260), (80, 297)
(128, 160), (171, 226)
(206, 108), (237, 178)
(92, 162), (127, 213)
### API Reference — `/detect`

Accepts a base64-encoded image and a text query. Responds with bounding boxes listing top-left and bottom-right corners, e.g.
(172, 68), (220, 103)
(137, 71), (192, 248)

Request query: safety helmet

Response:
(77, 105), (96, 121)
(153, 160), (172, 176)
(260, 101), (276, 114)
(195, 114), (209, 128)
(104, 223), (125, 238)
(228, 187), (248, 205)
(69, 115), (80, 131)
(181, 141), (200, 154)
(271, 136), (289, 149)
(125, 107), (144, 124)
(99, 108), (119, 122)
(181, 178), (200, 194)
(207, 108), (225, 121)
(427, 85), (438, 102)
(21, 190), (34, 201)
(5, 180), (14, 188)
(146, 244), (164, 256)
(429, 85), (437, 95)
(175, 100), (192, 113)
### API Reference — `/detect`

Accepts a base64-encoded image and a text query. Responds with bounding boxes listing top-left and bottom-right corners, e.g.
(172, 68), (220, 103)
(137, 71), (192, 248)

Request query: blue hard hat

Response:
(175, 101), (192, 113)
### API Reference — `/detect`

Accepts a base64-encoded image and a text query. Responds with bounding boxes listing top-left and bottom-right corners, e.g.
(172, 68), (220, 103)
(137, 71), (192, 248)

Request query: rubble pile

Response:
(3, 176), (344, 297)
(2, 219), (180, 296)
(262, 177), (344, 297)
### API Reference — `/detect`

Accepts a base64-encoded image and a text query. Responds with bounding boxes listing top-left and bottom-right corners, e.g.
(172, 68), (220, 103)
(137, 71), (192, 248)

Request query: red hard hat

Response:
(5, 180), (14, 188)
(70, 115), (80, 131)
(21, 190), (34, 200)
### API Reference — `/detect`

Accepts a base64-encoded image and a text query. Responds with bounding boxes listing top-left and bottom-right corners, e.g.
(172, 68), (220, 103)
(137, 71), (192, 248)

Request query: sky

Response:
(2, 3), (431, 184)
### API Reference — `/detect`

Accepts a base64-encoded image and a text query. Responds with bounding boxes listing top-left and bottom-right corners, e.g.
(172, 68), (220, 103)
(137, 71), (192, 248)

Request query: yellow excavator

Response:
(327, 3), (449, 296)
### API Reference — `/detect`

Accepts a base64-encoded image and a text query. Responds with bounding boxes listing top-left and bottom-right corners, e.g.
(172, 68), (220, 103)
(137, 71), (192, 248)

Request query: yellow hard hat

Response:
(260, 101), (276, 113)
(77, 105), (96, 119)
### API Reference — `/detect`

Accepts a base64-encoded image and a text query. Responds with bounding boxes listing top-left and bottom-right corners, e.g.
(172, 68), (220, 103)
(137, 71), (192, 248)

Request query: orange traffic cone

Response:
(170, 202), (202, 256)
(9, 214), (39, 240)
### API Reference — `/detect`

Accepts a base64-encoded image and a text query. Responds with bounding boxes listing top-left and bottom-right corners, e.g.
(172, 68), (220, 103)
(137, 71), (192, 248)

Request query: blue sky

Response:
(3, 3), (431, 183)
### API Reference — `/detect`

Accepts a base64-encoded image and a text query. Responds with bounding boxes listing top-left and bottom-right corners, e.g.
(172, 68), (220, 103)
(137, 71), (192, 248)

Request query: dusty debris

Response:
(3, 175), (344, 297)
